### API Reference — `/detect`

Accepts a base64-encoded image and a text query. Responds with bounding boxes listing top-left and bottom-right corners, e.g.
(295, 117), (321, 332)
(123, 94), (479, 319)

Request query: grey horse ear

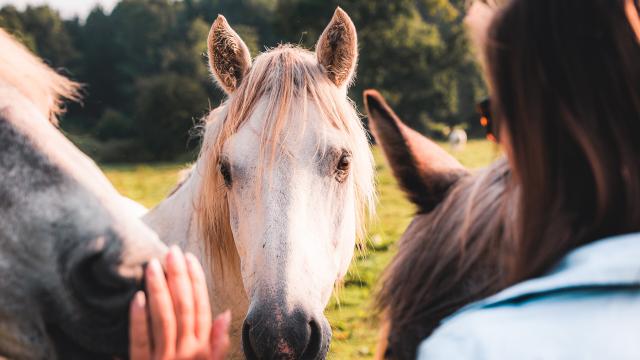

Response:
(364, 89), (469, 213)
(316, 7), (358, 88)
(207, 15), (252, 93)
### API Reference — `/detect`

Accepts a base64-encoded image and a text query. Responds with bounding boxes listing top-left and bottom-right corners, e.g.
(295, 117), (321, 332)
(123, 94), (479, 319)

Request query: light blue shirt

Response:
(417, 233), (640, 360)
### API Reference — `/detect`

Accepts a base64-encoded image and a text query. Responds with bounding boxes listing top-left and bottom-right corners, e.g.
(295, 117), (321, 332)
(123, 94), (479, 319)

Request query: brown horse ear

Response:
(364, 89), (469, 213)
(207, 15), (252, 93)
(316, 7), (358, 88)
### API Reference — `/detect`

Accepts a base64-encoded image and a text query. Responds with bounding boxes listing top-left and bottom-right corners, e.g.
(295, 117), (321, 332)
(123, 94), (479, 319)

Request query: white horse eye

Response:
(335, 153), (352, 182)
(219, 160), (232, 187)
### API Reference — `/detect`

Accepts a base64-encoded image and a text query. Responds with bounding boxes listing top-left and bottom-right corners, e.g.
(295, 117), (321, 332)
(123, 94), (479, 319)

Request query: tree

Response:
(273, 0), (486, 134)
(20, 5), (79, 67)
(1, 0), (488, 161)
(134, 73), (209, 160)
(0, 5), (37, 50)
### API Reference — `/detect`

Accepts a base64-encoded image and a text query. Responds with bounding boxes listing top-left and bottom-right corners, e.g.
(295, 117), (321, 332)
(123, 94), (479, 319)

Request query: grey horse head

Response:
(0, 29), (166, 359)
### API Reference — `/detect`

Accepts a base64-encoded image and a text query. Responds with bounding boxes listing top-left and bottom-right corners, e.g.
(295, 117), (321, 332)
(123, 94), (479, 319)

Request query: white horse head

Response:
(196, 8), (375, 359)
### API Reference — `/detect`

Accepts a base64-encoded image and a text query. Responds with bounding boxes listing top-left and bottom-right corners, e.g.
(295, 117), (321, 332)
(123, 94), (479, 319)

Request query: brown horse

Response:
(364, 90), (514, 360)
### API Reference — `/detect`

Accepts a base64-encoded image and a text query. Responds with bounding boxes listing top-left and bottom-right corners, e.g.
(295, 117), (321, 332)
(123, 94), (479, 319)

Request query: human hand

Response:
(129, 246), (230, 360)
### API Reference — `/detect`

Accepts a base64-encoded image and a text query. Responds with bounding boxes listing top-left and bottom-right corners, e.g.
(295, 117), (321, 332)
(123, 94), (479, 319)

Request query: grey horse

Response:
(0, 29), (166, 359)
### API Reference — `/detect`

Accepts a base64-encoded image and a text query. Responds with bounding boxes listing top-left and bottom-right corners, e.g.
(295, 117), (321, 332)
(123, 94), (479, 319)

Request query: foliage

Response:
(96, 108), (134, 140)
(0, 0), (487, 161)
(134, 73), (209, 160)
(103, 142), (500, 358)
(274, 0), (487, 133)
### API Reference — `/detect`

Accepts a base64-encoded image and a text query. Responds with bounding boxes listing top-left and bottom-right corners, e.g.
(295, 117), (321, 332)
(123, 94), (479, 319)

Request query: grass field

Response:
(103, 139), (500, 359)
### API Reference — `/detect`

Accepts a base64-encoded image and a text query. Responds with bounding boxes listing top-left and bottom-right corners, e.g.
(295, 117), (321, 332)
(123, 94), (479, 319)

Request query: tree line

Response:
(0, 0), (486, 162)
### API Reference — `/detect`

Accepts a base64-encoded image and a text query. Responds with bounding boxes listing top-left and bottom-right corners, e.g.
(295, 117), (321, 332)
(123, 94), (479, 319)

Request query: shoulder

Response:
(417, 289), (640, 360)
(416, 302), (531, 360)
(418, 234), (640, 359)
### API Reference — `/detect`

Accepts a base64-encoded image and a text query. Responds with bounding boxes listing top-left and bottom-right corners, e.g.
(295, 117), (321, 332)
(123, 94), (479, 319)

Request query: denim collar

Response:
(461, 232), (640, 311)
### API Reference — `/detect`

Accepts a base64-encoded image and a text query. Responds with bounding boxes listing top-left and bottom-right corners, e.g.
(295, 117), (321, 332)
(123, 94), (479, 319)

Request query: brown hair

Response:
(376, 159), (514, 359)
(487, 0), (640, 281)
(365, 88), (515, 359)
(376, 0), (640, 358)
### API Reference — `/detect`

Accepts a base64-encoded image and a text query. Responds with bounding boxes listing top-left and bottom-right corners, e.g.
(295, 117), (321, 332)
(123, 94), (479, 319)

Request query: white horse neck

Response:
(143, 166), (201, 252)
(142, 161), (248, 356)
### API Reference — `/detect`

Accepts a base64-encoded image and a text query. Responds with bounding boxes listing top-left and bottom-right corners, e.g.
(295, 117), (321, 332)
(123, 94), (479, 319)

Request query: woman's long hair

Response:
(377, 0), (640, 358)
(487, 0), (640, 281)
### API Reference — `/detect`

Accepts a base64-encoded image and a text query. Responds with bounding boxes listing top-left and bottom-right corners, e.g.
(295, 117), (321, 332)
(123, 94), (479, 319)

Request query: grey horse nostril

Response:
(70, 251), (137, 312)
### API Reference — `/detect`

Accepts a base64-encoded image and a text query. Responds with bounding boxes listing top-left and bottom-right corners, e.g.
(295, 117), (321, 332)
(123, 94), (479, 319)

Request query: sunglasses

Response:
(476, 98), (498, 142)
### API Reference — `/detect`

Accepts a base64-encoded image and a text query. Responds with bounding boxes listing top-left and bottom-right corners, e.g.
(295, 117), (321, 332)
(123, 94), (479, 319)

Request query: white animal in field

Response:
(131, 8), (376, 359)
(449, 128), (468, 152)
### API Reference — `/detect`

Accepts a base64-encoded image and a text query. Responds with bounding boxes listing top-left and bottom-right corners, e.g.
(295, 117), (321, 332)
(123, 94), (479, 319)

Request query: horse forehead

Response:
(227, 102), (338, 165)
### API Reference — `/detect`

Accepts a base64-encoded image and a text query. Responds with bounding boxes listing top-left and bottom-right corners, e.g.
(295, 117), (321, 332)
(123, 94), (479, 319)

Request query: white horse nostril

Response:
(302, 318), (323, 359)
(242, 306), (328, 360)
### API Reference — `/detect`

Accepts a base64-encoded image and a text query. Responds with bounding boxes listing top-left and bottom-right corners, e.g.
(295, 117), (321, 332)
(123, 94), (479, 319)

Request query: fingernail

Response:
(167, 245), (183, 265)
(147, 258), (161, 277)
(185, 252), (198, 267)
(134, 291), (146, 308)
(222, 309), (232, 325)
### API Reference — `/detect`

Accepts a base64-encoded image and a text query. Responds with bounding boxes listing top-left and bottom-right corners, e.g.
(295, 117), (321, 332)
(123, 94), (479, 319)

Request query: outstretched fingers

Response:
(186, 252), (212, 341)
(166, 246), (196, 348)
(146, 258), (177, 357)
(130, 249), (230, 360)
(210, 311), (232, 360)
(129, 291), (151, 360)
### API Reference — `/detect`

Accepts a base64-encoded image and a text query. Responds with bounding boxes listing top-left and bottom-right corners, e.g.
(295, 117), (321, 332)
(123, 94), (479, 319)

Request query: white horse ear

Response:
(316, 7), (358, 88)
(207, 15), (252, 93)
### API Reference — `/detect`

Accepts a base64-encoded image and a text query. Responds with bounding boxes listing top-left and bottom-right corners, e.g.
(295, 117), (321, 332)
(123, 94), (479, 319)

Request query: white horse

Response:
(140, 8), (375, 359)
(448, 128), (468, 152)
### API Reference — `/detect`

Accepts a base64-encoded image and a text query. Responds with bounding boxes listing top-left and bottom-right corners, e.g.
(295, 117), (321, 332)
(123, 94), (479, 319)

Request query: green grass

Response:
(102, 139), (499, 359)
(105, 163), (189, 207)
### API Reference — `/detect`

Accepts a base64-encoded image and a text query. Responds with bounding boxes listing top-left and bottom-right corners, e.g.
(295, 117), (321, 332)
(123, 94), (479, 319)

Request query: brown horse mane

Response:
(376, 158), (514, 359)
(366, 90), (516, 359)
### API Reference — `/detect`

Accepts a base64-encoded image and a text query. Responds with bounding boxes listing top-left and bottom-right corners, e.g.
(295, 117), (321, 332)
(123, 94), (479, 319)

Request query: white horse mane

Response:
(196, 44), (376, 270)
(0, 28), (80, 124)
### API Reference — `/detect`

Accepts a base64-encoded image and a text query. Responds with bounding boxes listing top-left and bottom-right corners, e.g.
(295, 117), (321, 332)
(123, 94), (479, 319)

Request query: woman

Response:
(129, 247), (230, 360)
(417, 0), (640, 358)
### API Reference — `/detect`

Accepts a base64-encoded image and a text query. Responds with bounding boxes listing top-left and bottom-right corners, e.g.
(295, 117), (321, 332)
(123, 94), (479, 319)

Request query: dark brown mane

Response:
(364, 90), (516, 359)
(376, 158), (514, 359)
